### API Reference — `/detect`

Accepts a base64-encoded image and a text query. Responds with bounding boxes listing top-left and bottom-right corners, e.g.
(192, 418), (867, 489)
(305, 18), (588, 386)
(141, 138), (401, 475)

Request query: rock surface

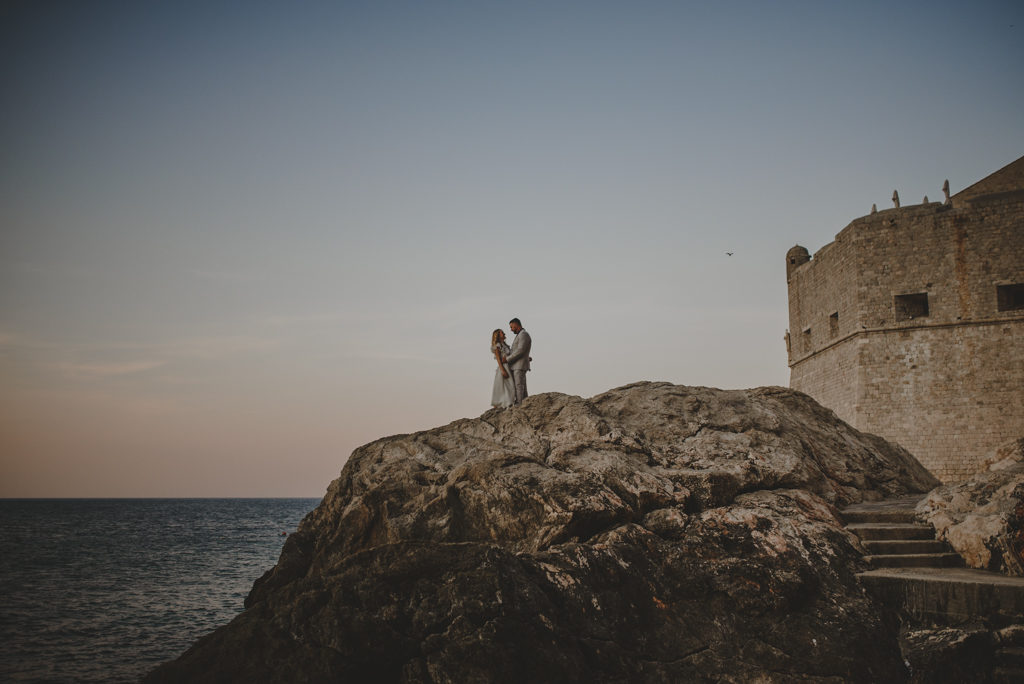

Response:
(899, 626), (994, 684)
(916, 437), (1024, 576)
(146, 383), (939, 683)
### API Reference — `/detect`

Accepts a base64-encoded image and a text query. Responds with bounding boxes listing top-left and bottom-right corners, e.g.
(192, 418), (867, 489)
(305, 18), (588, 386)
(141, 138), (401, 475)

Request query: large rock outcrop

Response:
(917, 437), (1024, 576)
(146, 383), (939, 683)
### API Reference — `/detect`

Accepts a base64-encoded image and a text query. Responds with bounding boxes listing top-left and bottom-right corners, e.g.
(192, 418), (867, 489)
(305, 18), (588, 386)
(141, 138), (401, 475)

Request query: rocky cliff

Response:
(917, 437), (1024, 576)
(146, 382), (939, 683)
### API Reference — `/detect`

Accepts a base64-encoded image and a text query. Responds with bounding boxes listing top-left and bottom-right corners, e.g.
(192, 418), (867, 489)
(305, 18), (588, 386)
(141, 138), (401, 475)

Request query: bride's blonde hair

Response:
(491, 329), (504, 346)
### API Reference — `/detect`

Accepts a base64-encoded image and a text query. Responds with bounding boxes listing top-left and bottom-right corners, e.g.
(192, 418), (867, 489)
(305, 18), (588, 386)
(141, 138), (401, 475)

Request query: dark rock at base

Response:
(146, 383), (939, 683)
(901, 626), (994, 684)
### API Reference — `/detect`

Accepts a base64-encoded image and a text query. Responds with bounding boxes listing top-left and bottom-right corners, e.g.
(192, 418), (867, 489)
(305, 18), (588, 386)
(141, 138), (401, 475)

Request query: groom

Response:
(505, 318), (532, 405)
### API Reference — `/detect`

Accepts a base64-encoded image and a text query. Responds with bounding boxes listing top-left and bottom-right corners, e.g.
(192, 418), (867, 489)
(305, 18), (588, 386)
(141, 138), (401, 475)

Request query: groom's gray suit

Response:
(506, 328), (531, 404)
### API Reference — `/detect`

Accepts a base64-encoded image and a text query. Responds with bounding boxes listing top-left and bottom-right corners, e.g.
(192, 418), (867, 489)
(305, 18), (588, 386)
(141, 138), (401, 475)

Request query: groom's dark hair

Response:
(509, 318), (522, 326)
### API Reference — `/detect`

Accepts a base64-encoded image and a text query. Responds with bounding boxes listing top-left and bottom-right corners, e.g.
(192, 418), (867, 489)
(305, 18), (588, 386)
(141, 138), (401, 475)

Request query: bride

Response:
(490, 328), (515, 408)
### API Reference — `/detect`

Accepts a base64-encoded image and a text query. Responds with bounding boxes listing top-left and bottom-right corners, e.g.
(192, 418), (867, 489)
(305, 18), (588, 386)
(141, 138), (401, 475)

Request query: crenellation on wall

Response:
(786, 155), (1024, 482)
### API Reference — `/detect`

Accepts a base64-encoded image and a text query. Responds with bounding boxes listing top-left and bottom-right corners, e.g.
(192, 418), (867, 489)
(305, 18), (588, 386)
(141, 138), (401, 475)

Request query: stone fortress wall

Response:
(786, 156), (1024, 482)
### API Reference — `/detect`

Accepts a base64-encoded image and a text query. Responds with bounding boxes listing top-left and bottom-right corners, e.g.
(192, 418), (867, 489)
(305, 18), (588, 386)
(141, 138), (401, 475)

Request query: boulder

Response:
(899, 626), (994, 684)
(916, 437), (1024, 576)
(146, 383), (939, 683)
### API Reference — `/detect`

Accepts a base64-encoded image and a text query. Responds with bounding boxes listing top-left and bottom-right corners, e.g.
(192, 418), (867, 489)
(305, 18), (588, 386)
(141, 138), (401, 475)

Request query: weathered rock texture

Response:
(146, 383), (939, 683)
(899, 626), (995, 684)
(917, 437), (1024, 576)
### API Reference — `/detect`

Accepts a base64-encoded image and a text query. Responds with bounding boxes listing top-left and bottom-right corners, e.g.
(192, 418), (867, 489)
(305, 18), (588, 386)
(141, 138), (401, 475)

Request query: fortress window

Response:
(829, 312), (839, 338)
(997, 283), (1024, 312)
(894, 293), (929, 321)
(802, 326), (812, 352)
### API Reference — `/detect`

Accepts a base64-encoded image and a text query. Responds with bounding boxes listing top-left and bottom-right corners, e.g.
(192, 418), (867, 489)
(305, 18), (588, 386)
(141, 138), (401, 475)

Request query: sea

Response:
(0, 498), (320, 683)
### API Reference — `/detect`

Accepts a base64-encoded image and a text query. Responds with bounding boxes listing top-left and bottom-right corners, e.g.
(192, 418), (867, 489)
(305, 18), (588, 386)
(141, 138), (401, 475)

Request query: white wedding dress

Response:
(490, 342), (515, 408)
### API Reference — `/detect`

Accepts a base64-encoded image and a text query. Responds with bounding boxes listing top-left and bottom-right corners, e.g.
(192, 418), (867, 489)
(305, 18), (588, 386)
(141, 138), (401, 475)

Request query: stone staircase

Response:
(841, 495), (1024, 683)
(841, 495), (962, 569)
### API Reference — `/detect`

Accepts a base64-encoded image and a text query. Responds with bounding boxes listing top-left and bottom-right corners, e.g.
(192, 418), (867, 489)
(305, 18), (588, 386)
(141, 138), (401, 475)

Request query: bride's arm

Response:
(493, 348), (509, 377)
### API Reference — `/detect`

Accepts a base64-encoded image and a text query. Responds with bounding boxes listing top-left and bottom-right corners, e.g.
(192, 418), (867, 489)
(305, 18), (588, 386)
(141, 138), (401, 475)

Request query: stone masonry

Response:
(786, 155), (1024, 482)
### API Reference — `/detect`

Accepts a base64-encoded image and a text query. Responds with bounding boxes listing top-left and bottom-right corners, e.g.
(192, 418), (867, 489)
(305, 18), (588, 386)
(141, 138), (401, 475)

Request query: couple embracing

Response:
(490, 317), (531, 408)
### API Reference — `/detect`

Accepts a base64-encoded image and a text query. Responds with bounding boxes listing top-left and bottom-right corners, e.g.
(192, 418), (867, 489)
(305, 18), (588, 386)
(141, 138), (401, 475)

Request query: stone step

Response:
(996, 646), (1024, 668)
(858, 567), (1024, 625)
(840, 495), (923, 522)
(847, 523), (935, 541)
(842, 509), (917, 524)
(864, 553), (964, 569)
(863, 539), (949, 555)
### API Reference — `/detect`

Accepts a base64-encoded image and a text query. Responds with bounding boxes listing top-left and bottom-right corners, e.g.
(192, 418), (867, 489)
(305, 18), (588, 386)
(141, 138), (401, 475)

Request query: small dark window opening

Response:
(802, 326), (812, 352)
(997, 283), (1024, 312)
(894, 293), (929, 321)
(828, 311), (839, 338)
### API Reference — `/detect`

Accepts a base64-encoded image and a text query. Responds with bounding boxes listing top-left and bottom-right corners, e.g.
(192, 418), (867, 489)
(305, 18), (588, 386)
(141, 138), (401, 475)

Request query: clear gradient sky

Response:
(2, 1), (1022, 497)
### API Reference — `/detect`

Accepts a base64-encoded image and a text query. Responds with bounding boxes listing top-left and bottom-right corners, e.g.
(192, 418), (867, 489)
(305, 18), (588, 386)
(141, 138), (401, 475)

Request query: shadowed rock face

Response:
(146, 383), (938, 683)
(917, 437), (1024, 576)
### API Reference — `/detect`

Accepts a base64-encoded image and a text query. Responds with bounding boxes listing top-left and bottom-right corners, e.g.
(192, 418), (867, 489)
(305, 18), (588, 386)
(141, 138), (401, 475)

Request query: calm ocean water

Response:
(0, 498), (319, 683)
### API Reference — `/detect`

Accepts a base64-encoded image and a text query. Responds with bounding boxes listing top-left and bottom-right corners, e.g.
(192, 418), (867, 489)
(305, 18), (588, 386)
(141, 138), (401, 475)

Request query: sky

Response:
(1, 1), (1022, 497)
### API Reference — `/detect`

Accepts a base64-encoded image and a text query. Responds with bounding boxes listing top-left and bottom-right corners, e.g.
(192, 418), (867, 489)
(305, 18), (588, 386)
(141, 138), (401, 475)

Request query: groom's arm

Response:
(505, 339), (523, 364)
(505, 332), (531, 364)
